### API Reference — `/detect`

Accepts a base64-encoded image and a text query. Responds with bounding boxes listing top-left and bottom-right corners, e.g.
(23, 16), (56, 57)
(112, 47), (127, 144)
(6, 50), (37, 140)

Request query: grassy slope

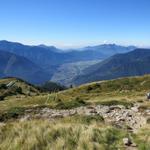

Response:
(0, 116), (150, 150)
(0, 75), (150, 149)
(0, 78), (39, 94)
(60, 74), (150, 105)
(0, 116), (128, 150)
(1, 75), (150, 113)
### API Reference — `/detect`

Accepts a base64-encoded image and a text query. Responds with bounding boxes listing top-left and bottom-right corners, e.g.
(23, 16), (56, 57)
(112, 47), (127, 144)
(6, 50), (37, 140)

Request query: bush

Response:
(86, 86), (93, 91)
(16, 87), (22, 94)
(97, 100), (133, 108)
(0, 95), (5, 101)
(55, 98), (87, 109)
(76, 115), (104, 124)
(147, 118), (150, 124)
(41, 81), (66, 92)
(0, 107), (25, 121)
(92, 128), (124, 150)
(0, 119), (128, 150)
(0, 84), (7, 89)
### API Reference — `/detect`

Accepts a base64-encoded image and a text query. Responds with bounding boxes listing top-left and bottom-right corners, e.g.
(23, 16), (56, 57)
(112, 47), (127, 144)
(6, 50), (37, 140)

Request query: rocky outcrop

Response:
(20, 104), (148, 132)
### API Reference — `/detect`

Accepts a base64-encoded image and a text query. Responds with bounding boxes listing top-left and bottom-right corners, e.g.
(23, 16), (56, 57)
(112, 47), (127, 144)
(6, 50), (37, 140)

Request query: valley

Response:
(51, 60), (101, 86)
(74, 49), (150, 85)
(1, 0), (149, 149)
(0, 41), (150, 150)
(0, 40), (136, 85)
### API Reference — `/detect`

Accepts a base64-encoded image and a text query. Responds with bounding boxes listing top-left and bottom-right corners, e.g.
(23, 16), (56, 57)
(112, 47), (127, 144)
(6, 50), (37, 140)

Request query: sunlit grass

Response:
(0, 75), (150, 149)
(0, 117), (127, 150)
(0, 75), (149, 115)
(134, 125), (150, 150)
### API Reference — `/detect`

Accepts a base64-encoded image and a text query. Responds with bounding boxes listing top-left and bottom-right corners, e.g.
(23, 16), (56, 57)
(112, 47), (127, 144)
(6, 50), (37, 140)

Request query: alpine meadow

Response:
(0, 0), (150, 150)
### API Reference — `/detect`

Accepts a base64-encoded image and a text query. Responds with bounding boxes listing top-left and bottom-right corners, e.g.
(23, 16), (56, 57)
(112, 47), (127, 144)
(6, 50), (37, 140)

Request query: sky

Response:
(0, 0), (150, 48)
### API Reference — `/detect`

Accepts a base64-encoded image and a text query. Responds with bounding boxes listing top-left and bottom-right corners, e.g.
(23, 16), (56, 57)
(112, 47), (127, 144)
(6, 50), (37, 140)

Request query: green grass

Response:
(0, 107), (25, 122)
(0, 75), (149, 117)
(0, 78), (39, 101)
(55, 98), (87, 109)
(0, 117), (127, 150)
(0, 75), (150, 149)
(134, 125), (150, 150)
(61, 115), (104, 124)
(95, 100), (134, 108)
(56, 75), (150, 105)
(0, 116), (149, 150)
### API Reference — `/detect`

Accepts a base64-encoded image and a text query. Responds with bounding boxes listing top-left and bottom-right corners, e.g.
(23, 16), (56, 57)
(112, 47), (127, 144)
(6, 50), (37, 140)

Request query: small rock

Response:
(131, 107), (139, 112)
(20, 115), (30, 122)
(145, 109), (150, 115)
(146, 92), (150, 100)
(0, 122), (5, 126)
(131, 143), (137, 147)
(87, 106), (95, 109)
(89, 109), (97, 114)
(123, 138), (132, 146)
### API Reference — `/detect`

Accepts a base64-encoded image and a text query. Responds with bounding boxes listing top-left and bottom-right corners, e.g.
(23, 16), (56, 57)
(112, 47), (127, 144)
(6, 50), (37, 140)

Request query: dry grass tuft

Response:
(0, 117), (127, 150)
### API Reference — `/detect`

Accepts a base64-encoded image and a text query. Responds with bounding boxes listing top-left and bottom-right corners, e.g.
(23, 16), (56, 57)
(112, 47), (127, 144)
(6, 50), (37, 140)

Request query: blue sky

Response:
(0, 0), (150, 48)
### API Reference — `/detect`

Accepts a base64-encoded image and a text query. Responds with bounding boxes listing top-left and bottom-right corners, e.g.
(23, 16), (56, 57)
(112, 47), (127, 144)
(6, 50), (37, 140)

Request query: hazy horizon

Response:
(0, 0), (150, 48)
(2, 39), (150, 50)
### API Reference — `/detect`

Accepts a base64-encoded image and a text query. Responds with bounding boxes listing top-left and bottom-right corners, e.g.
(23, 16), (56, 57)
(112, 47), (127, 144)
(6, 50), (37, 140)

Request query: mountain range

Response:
(0, 50), (50, 84)
(73, 49), (150, 85)
(0, 40), (135, 84)
(0, 40), (137, 85)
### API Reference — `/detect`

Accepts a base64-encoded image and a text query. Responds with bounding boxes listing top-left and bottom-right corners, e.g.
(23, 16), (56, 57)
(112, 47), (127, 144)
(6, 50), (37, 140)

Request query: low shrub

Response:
(55, 98), (87, 109)
(86, 86), (93, 91)
(0, 107), (25, 122)
(16, 87), (22, 94)
(147, 118), (150, 124)
(97, 100), (133, 108)
(0, 95), (5, 101)
(76, 115), (104, 124)
(92, 128), (126, 150)
(0, 84), (7, 89)
(0, 120), (127, 150)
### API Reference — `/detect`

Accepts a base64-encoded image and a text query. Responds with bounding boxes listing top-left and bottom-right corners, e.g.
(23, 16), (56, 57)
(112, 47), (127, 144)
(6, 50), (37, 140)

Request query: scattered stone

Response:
(20, 115), (30, 122)
(123, 138), (132, 146)
(131, 107), (139, 112)
(0, 122), (5, 126)
(89, 109), (97, 114)
(146, 92), (150, 100)
(145, 109), (150, 115)
(131, 143), (137, 147)
(126, 126), (133, 132)
(17, 104), (147, 132)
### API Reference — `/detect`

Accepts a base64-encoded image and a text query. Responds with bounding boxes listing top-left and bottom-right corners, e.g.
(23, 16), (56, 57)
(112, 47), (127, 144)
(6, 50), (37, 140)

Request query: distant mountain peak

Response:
(84, 43), (136, 49)
(38, 44), (56, 49)
(0, 50), (50, 84)
(0, 40), (25, 46)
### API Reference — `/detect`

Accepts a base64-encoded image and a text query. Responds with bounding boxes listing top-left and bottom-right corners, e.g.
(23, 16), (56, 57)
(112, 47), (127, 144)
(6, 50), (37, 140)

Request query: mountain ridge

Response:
(74, 48), (150, 85)
(0, 40), (137, 85)
(0, 50), (50, 84)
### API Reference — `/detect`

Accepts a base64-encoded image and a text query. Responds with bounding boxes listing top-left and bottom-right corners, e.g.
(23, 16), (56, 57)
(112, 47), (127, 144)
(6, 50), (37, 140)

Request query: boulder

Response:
(146, 92), (150, 100)
(123, 138), (132, 146)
